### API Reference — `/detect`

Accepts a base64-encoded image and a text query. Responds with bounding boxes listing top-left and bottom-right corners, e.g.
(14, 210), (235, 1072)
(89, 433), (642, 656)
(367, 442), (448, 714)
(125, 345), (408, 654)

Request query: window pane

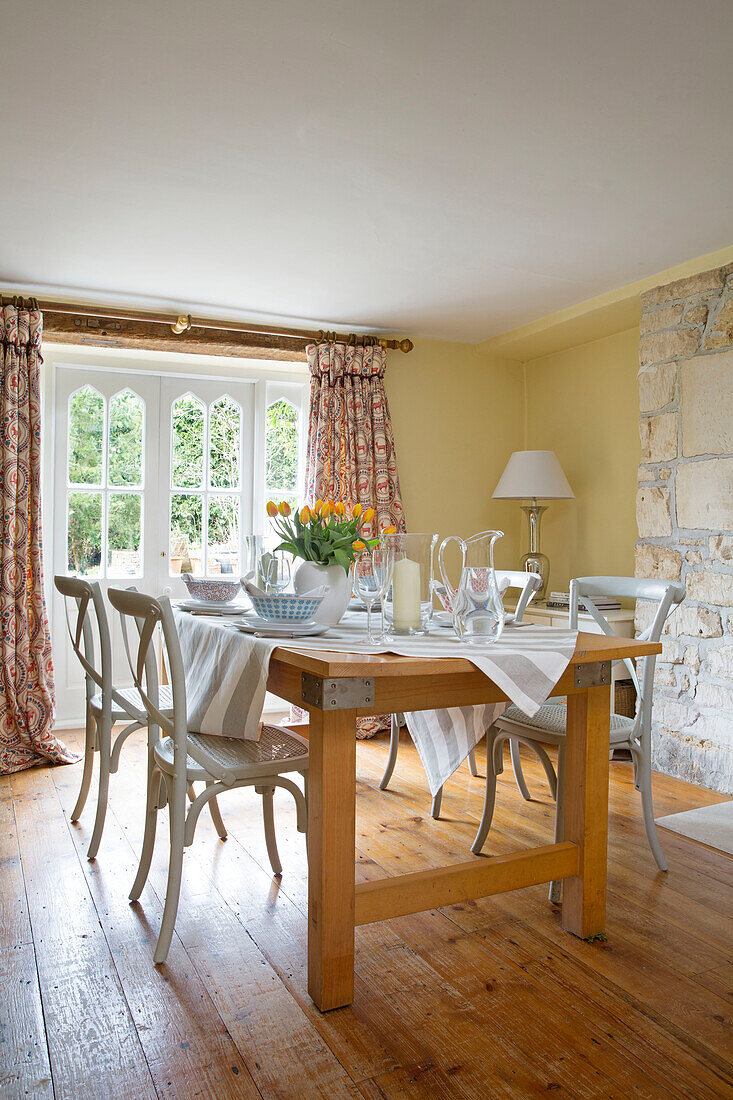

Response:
(209, 397), (241, 489)
(67, 491), (102, 576)
(109, 390), (143, 487)
(170, 494), (203, 575)
(208, 495), (239, 574)
(68, 386), (104, 485)
(107, 493), (142, 576)
(265, 400), (299, 493)
(172, 396), (204, 488)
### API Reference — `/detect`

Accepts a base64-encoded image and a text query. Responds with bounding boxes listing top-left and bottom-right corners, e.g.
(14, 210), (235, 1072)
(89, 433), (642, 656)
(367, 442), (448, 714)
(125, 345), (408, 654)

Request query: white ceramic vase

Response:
(293, 560), (351, 626)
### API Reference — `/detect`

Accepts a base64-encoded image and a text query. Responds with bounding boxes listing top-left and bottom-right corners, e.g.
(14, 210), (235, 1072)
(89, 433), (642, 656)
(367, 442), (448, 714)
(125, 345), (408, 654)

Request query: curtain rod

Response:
(1, 295), (414, 353)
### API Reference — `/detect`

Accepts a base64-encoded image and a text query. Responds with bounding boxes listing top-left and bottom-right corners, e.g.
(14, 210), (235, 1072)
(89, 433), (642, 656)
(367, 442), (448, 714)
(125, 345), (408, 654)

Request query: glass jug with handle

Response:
(437, 530), (505, 644)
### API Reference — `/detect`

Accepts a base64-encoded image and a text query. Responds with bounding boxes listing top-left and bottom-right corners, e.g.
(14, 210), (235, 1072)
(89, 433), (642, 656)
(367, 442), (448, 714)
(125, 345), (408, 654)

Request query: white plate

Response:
(231, 615), (328, 638)
(175, 599), (247, 614)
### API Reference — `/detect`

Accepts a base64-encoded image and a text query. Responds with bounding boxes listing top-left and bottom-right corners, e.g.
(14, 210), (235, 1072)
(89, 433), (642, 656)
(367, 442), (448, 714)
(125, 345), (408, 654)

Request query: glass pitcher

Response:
(438, 530), (505, 644)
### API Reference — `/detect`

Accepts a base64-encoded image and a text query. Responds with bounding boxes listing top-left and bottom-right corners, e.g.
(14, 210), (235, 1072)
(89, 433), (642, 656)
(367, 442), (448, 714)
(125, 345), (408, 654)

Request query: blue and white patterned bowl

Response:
(247, 592), (324, 623)
(181, 574), (241, 603)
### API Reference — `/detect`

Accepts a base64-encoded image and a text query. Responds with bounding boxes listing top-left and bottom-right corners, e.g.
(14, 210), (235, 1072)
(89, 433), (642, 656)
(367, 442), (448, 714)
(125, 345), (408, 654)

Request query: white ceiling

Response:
(2, 0), (733, 342)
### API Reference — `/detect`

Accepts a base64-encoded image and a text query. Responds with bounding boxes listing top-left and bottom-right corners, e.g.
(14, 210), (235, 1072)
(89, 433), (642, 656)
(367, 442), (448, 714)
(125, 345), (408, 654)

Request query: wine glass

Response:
(259, 550), (291, 594)
(353, 545), (394, 644)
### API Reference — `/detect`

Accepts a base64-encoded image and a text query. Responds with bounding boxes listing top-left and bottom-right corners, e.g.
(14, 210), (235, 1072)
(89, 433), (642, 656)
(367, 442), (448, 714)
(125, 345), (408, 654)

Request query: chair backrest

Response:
(495, 569), (542, 623)
(569, 575), (685, 743)
(54, 574), (112, 710)
(107, 587), (180, 735)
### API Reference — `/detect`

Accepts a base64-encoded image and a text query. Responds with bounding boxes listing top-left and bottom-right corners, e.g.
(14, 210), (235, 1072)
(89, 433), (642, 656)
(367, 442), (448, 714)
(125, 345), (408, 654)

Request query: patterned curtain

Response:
(0, 304), (76, 773)
(304, 340), (405, 738)
(305, 341), (406, 535)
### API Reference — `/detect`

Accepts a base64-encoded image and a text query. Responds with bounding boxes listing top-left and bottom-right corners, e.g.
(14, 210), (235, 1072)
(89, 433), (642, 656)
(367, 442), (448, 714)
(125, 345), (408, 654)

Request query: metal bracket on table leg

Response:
(301, 673), (375, 710)
(573, 661), (612, 689)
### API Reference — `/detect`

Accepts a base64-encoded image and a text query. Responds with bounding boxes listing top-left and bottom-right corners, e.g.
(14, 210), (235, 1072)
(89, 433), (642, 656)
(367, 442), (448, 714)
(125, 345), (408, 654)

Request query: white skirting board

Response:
(656, 801), (733, 856)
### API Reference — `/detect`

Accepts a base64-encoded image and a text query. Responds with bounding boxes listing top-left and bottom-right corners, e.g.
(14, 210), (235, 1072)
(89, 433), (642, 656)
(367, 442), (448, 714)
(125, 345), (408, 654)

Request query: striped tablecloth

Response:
(172, 610), (578, 795)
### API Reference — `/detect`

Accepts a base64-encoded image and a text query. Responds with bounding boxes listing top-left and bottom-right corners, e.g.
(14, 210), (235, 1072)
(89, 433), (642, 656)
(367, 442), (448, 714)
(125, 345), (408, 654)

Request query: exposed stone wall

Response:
(636, 264), (733, 793)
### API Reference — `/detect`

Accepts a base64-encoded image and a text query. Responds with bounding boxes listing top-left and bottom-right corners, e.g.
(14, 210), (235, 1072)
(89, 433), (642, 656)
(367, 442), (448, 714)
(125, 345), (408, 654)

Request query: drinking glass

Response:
(259, 550), (291, 594)
(353, 546), (394, 644)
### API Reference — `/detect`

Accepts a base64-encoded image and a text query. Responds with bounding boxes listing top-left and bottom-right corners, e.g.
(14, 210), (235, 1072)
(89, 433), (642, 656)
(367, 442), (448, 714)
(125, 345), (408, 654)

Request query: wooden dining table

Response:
(266, 630), (660, 1012)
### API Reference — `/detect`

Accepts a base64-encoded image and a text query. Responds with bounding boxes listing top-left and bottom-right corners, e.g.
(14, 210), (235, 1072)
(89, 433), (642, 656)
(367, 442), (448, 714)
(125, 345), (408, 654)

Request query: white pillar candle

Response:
(392, 557), (421, 630)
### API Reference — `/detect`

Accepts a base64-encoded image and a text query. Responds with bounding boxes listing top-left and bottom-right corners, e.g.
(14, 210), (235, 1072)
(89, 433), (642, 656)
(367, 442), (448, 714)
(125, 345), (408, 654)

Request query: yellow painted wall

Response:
(385, 338), (524, 571)
(522, 326), (640, 592)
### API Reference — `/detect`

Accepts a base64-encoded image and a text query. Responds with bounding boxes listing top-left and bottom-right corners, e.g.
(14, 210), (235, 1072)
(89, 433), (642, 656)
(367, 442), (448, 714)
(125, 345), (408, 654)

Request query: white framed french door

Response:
(48, 353), (307, 725)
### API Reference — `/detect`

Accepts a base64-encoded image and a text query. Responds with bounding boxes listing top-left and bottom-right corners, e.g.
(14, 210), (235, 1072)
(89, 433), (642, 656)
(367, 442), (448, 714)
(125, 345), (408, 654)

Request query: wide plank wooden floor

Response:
(2, 724), (732, 1099)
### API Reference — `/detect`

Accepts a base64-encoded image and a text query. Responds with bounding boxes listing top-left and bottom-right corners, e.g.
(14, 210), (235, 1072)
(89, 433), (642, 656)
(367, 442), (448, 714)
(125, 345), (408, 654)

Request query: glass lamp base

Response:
(520, 551), (550, 602)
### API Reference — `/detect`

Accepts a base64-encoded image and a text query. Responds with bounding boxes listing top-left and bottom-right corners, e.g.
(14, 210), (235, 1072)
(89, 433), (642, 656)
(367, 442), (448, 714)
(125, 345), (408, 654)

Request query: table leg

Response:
(562, 683), (611, 938)
(307, 706), (357, 1011)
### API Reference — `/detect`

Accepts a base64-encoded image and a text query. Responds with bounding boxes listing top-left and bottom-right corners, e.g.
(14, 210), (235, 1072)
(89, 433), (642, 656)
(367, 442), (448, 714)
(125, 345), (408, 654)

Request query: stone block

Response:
(635, 542), (682, 580)
(662, 639), (682, 663)
(640, 304), (684, 334)
(695, 680), (733, 713)
(676, 458), (733, 532)
(640, 268), (725, 309)
(705, 644), (733, 681)
(681, 350), (733, 456)
(637, 465), (657, 484)
(640, 414), (677, 462)
(665, 604), (722, 638)
(652, 727), (733, 793)
(654, 698), (699, 731)
(685, 305), (709, 326)
(709, 535), (733, 562)
(659, 468), (671, 479)
(639, 363), (676, 412)
(705, 297), (733, 350)
(655, 667), (677, 689)
(684, 644), (701, 673)
(639, 328), (699, 367)
(636, 487), (672, 537)
(686, 571), (733, 606)
(686, 549), (702, 565)
(634, 599), (656, 635)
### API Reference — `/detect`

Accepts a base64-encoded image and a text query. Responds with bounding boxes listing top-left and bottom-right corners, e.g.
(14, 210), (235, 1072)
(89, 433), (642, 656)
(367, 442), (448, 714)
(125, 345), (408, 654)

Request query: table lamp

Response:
(492, 450), (574, 602)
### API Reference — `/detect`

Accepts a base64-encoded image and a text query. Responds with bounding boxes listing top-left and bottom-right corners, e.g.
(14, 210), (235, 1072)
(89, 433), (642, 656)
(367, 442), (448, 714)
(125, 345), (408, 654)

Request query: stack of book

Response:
(545, 591), (621, 611)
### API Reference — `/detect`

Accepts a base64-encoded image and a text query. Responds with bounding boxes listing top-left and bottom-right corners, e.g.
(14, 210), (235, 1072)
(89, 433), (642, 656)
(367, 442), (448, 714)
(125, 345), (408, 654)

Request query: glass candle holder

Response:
(380, 532), (437, 637)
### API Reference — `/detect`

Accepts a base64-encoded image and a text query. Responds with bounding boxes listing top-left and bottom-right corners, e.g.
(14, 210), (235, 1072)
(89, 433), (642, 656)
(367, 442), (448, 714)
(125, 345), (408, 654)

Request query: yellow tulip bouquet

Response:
(266, 499), (396, 572)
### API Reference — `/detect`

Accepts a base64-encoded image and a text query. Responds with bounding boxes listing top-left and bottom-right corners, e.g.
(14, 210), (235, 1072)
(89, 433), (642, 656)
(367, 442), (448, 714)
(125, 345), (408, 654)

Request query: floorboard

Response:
(1, 726), (731, 1099)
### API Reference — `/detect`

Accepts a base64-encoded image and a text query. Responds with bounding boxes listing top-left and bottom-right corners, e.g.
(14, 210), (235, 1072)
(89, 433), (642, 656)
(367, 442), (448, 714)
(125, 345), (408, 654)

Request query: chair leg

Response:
(154, 775), (186, 965)
(87, 713), (111, 860)
(71, 707), (97, 822)
(258, 785), (282, 876)
(471, 735), (503, 855)
(206, 783), (227, 840)
(468, 747), (480, 777)
(533, 741), (559, 801)
(549, 746), (566, 904)
(130, 766), (161, 902)
(431, 786), (443, 819)
(635, 753), (668, 872)
(379, 714), (400, 790)
(509, 738), (532, 801)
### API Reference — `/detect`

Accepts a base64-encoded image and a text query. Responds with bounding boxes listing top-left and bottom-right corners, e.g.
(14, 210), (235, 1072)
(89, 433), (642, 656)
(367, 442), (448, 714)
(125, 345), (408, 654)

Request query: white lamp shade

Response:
(493, 450), (574, 500)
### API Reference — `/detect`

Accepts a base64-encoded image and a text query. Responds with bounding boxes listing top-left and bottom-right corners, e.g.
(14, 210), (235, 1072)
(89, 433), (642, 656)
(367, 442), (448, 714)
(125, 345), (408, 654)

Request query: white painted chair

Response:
(379, 569), (543, 818)
(108, 587), (309, 965)
(55, 576), (226, 859)
(471, 576), (685, 901)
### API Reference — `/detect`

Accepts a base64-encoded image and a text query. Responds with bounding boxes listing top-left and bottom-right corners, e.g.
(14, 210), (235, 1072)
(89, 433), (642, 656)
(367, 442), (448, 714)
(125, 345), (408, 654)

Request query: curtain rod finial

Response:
(398, 338), (414, 353)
